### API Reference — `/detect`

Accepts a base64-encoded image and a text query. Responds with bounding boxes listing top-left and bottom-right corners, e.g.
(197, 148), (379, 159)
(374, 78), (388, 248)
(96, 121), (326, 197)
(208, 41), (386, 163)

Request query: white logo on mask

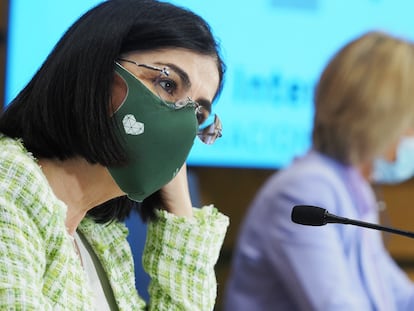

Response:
(122, 114), (144, 135)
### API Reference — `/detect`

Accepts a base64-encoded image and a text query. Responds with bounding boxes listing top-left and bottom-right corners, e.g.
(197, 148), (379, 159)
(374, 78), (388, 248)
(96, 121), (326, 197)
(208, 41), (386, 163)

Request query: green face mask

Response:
(108, 63), (198, 202)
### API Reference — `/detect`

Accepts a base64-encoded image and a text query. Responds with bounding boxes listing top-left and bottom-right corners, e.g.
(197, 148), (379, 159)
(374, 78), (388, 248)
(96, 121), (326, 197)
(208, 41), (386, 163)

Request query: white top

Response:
(74, 232), (112, 311)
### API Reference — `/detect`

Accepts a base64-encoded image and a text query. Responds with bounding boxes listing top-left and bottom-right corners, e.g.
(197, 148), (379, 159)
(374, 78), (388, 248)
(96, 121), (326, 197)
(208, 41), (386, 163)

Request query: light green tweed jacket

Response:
(0, 135), (229, 310)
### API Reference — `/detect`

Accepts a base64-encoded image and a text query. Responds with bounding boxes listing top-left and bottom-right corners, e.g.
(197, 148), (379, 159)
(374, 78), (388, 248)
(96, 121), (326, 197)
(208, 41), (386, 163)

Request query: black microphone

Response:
(291, 205), (414, 239)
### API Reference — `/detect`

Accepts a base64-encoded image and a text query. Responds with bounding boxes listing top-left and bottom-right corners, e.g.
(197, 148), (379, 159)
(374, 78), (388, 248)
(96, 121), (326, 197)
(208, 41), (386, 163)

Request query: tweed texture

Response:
(0, 135), (228, 310)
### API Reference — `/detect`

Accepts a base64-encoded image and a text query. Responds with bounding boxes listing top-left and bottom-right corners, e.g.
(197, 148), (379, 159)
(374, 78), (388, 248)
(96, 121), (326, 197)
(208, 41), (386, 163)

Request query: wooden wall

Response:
(1, 3), (414, 310)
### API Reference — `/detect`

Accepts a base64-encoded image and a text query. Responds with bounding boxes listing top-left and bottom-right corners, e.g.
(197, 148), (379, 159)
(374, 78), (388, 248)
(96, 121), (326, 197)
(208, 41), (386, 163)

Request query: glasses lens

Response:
(197, 114), (222, 144)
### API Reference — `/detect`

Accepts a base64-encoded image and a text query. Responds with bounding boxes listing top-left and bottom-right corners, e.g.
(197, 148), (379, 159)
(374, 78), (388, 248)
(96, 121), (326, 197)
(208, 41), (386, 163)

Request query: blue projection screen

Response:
(5, 0), (414, 168)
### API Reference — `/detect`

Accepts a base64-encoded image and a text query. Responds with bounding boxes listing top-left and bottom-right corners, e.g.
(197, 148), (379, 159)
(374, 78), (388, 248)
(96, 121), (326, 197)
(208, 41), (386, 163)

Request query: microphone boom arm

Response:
(291, 205), (414, 240)
(324, 211), (414, 239)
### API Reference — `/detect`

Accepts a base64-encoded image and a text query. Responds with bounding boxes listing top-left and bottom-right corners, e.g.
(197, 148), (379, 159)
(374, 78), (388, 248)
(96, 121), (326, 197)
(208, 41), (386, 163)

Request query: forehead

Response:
(122, 48), (220, 100)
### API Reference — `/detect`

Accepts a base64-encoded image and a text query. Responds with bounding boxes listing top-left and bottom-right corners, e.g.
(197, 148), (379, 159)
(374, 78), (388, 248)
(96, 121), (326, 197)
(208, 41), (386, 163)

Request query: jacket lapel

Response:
(78, 217), (146, 310)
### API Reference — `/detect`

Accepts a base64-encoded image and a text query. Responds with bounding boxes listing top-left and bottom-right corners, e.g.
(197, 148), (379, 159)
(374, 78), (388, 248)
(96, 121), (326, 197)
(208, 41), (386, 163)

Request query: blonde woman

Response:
(225, 31), (414, 311)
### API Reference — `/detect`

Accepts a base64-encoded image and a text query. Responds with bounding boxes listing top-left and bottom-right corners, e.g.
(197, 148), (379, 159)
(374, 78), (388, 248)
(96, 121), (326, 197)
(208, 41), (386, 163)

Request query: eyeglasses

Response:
(117, 58), (222, 145)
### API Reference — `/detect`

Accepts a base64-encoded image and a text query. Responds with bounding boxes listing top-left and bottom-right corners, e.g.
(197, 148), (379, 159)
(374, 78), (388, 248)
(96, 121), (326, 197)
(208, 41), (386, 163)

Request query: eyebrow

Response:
(154, 62), (191, 90)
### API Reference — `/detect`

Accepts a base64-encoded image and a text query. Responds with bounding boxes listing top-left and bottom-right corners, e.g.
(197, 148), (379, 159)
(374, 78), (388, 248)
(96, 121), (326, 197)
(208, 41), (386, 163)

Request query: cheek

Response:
(111, 73), (128, 114)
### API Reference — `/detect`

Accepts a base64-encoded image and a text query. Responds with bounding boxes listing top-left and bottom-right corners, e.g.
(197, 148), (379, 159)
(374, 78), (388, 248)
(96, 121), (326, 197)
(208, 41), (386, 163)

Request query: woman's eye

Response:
(158, 79), (177, 95)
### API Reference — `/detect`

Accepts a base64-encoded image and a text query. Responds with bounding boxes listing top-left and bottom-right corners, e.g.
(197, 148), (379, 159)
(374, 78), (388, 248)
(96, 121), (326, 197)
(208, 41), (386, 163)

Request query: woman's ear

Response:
(110, 72), (128, 114)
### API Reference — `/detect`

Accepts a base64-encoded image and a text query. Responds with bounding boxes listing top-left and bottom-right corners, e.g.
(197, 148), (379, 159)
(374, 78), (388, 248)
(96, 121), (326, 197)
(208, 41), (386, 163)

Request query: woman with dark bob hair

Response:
(0, 0), (228, 309)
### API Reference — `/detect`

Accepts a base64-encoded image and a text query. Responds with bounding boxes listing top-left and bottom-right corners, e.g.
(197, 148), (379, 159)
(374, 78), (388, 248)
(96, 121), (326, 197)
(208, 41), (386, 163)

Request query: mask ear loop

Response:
(111, 67), (129, 115)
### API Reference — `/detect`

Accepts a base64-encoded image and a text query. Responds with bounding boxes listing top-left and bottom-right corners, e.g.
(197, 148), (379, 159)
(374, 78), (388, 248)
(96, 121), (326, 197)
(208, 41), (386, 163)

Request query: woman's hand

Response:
(159, 163), (194, 218)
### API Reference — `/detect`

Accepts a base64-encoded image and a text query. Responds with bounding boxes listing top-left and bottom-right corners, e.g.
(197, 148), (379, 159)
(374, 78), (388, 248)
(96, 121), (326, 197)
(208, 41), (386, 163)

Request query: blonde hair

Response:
(312, 31), (414, 165)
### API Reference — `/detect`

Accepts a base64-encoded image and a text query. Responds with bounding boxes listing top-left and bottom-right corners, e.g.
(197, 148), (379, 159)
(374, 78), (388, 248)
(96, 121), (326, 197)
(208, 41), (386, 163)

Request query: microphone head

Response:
(291, 205), (328, 226)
